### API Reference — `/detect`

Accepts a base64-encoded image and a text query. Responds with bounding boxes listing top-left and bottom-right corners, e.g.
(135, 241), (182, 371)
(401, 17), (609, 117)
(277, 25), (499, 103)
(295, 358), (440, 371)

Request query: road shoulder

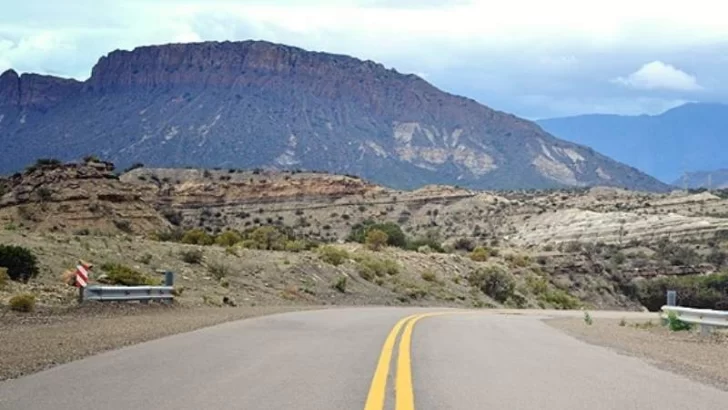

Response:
(546, 317), (728, 391)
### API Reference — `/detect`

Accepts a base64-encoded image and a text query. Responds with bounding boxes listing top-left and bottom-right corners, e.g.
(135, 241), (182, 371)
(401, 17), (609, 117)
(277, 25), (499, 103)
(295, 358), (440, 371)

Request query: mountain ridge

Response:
(0, 40), (668, 192)
(538, 102), (728, 184)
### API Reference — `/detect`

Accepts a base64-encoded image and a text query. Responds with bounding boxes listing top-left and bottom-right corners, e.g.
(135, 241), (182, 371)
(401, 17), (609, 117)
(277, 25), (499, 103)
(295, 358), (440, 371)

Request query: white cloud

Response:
(613, 61), (702, 91)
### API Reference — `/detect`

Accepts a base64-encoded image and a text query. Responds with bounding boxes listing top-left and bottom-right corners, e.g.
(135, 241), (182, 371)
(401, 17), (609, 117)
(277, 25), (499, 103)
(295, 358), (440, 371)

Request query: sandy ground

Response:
(0, 303), (317, 381)
(547, 317), (728, 391)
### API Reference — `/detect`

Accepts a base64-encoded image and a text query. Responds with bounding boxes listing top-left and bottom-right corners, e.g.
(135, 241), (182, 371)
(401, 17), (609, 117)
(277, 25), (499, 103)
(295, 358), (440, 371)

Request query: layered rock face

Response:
(0, 161), (169, 234)
(0, 40), (668, 192)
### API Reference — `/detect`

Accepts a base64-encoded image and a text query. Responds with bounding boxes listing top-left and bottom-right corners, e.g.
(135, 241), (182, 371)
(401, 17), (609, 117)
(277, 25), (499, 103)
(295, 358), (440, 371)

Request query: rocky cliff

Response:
(0, 40), (669, 192)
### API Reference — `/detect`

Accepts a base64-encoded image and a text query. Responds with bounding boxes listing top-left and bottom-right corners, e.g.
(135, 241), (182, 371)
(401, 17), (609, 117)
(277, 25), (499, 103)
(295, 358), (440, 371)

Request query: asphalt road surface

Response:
(2, 308), (727, 409)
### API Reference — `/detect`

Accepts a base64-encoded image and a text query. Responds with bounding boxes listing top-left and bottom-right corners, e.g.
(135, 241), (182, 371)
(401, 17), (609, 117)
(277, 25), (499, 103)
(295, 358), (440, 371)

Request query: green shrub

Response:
(525, 273), (549, 295)
(540, 289), (581, 310)
(355, 254), (399, 277)
(284, 240), (307, 253)
(9, 293), (35, 312)
(358, 265), (375, 281)
(365, 229), (389, 251)
(470, 247), (489, 262)
(208, 262), (229, 280)
(505, 253), (530, 267)
(249, 226), (286, 250)
(215, 231), (243, 247)
(181, 229), (214, 245)
(467, 265), (515, 302)
(239, 239), (259, 249)
(99, 263), (159, 286)
(666, 311), (692, 331)
(154, 228), (184, 242)
(0, 245), (39, 283)
(180, 249), (204, 264)
(421, 270), (438, 282)
(333, 276), (348, 293)
(348, 221), (407, 248)
(318, 246), (349, 266)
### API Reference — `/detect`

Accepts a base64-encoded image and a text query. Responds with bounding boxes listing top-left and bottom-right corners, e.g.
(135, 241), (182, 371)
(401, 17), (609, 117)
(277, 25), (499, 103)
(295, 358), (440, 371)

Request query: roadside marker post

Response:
(75, 262), (93, 303)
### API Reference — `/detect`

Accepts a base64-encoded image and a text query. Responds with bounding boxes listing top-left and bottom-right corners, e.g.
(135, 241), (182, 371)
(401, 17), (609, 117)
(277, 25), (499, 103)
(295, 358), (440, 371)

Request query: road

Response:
(1, 307), (727, 409)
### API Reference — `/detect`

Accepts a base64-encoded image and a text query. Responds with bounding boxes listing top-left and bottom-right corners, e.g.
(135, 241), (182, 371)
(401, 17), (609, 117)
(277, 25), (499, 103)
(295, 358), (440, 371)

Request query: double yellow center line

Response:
(363, 312), (449, 410)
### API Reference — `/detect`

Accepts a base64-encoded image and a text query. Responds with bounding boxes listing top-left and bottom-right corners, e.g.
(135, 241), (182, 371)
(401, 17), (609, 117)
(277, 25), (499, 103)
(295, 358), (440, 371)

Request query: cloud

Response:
(613, 61), (702, 91)
(1, 0), (728, 118)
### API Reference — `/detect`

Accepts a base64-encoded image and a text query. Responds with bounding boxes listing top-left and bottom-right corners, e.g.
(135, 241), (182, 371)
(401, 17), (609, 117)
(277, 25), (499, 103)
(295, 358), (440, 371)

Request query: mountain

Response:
(0, 40), (668, 191)
(537, 103), (728, 184)
(674, 169), (728, 189)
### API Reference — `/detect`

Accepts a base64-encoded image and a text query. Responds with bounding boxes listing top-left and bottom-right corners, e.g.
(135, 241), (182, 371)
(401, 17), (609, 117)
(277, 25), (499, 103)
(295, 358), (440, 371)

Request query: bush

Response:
(9, 293), (35, 312)
(99, 263), (159, 286)
(284, 240), (308, 253)
(348, 221), (407, 248)
(181, 229), (214, 245)
(208, 262), (229, 280)
(421, 271), (438, 282)
(0, 245), (39, 283)
(666, 311), (692, 331)
(406, 238), (445, 253)
(333, 276), (348, 293)
(180, 249), (204, 264)
(470, 247), (489, 262)
(505, 253), (530, 267)
(355, 254), (399, 277)
(365, 229), (389, 251)
(215, 231), (243, 247)
(453, 238), (475, 252)
(540, 289), (581, 310)
(113, 219), (133, 233)
(154, 228), (185, 242)
(467, 265), (515, 302)
(249, 226), (286, 250)
(318, 246), (349, 266)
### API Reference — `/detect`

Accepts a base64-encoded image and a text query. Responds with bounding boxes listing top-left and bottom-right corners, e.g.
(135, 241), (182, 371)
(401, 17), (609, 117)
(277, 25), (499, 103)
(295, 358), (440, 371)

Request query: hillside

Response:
(2, 159), (728, 314)
(538, 103), (728, 183)
(0, 40), (667, 192)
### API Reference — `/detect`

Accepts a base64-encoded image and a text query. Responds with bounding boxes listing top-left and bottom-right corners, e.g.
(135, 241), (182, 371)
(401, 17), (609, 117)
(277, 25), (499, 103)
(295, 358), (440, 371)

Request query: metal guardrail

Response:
(661, 305), (728, 335)
(83, 285), (174, 302)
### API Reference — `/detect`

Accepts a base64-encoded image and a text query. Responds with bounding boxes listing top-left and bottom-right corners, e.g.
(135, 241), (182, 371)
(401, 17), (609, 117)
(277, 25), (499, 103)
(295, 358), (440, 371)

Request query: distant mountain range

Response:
(0, 40), (668, 191)
(537, 103), (728, 184)
(674, 169), (728, 190)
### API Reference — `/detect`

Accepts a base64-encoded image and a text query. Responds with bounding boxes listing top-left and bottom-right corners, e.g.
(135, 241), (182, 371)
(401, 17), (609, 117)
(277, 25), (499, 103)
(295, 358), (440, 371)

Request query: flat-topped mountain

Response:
(0, 40), (668, 191)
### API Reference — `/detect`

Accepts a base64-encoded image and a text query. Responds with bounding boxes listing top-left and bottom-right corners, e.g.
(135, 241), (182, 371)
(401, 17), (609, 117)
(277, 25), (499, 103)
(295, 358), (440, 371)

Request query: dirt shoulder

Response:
(0, 304), (317, 381)
(547, 317), (728, 391)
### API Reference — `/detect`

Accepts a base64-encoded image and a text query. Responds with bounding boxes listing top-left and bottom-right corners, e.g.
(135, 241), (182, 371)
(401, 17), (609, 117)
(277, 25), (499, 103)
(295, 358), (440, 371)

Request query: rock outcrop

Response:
(0, 161), (169, 234)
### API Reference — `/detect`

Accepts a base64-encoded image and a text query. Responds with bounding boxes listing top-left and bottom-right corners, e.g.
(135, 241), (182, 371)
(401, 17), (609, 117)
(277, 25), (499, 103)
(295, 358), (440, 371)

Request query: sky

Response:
(1, 0), (726, 119)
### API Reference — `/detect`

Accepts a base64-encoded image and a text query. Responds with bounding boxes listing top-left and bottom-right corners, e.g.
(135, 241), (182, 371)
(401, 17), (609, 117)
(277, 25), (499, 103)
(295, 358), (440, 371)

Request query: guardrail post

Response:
(164, 271), (175, 286)
(666, 290), (677, 307)
(700, 324), (714, 336)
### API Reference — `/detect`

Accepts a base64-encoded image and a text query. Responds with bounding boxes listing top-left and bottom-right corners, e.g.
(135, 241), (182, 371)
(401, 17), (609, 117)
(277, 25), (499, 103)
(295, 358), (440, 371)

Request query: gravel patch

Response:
(547, 317), (728, 391)
(0, 303), (317, 381)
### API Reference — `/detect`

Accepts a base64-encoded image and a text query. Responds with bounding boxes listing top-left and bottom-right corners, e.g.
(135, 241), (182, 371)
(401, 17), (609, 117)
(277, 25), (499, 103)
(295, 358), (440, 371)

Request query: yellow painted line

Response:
(395, 312), (449, 410)
(363, 313), (421, 410)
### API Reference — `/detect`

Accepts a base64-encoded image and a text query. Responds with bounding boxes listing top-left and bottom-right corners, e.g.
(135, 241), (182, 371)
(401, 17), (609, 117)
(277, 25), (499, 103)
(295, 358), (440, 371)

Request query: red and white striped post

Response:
(75, 261), (93, 303)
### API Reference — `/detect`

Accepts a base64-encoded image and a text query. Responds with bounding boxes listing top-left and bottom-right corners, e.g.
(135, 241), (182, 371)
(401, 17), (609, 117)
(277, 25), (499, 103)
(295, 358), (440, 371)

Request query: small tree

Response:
(0, 245), (39, 283)
(366, 229), (389, 251)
